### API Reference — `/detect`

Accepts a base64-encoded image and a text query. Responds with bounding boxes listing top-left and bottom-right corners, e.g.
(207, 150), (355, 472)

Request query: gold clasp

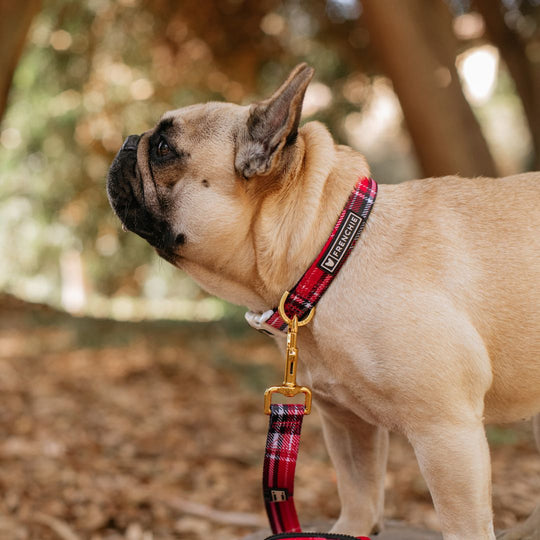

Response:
(264, 292), (315, 415)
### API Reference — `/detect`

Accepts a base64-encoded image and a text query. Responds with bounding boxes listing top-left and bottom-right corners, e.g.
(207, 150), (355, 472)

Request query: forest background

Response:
(2, 0), (539, 315)
(0, 1), (539, 539)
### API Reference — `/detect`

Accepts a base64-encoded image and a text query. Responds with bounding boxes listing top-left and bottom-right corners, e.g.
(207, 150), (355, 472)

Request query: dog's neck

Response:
(249, 121), (371, 310)
(178, 122), (372, 313)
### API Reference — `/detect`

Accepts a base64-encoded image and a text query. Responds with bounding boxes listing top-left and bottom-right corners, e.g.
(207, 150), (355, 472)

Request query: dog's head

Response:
(107, 64), (314, 305)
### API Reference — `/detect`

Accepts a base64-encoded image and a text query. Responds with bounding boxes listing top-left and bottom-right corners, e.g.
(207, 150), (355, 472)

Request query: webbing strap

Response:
(265, 177), (377, 332)
(263, 404), (304, 534)
(265, 535), (370, 540)
(263, 404), (370, 540)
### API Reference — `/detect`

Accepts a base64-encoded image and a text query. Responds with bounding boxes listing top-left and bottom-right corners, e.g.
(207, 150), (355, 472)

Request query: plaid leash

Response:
(263, 404), (370, 540)
(266, 533), (370, 540)
(261, 177), (376, 540)
(263, 404), (304, 534)
(265, 177), (377, 332)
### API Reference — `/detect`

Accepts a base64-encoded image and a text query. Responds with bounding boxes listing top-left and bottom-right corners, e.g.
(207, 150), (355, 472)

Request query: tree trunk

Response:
(474, 0), (540, 170)
(0, 0), (41, 122)
(361, 0), (498, 178)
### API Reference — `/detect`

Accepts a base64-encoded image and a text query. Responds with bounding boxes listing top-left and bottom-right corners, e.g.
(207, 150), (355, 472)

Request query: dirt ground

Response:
(0, 294), (538, 539)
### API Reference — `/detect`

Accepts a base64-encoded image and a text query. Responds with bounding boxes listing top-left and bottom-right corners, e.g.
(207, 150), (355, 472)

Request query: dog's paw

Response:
(329, 517), (381, 537)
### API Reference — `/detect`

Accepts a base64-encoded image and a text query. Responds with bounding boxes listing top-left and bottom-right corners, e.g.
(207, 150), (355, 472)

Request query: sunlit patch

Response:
(342, 74), (369, 105)
(457, 46), (499, 105)
(343, 78), (402, 153)
(49, 89), (82, 116)
(326, 0), (361, 22)
(50, 29), (72, 51)
(260, 13), (286, 36)
(453, 13), (485, 40)
(130, 78), (154, 101)
(303, 82), (332, 116)
(95, 232), (119, 257)
(0, 128), (22, 150)
(60, 249), (86, 313)
(104, 62), (133, 86)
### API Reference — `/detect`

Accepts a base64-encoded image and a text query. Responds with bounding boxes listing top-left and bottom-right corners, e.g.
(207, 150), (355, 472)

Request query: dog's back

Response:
(376, 173), (540, 421)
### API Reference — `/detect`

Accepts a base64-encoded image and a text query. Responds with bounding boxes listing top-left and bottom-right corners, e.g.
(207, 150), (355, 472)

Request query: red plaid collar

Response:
(264, 177), (377, 333)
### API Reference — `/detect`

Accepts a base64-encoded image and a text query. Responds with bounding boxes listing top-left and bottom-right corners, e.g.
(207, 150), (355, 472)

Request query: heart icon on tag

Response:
(325, 258), (335, 267)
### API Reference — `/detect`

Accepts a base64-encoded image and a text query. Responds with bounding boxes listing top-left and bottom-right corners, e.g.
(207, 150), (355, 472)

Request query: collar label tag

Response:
(261, 176), (377, 333)
(318, 210), (363, 273)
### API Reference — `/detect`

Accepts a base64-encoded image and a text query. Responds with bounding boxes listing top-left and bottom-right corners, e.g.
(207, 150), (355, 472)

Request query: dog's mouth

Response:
(107, 135), (179, 253)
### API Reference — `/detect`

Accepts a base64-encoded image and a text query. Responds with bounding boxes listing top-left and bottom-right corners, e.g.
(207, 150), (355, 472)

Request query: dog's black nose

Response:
(121, 134), (140, 152)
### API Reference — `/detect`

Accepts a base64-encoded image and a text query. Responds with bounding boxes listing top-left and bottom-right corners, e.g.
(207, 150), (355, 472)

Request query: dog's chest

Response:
(296, 336), (396, 428)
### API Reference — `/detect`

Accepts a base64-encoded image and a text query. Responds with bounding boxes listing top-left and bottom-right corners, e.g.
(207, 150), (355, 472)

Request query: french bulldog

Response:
(107, 64), (540, 540)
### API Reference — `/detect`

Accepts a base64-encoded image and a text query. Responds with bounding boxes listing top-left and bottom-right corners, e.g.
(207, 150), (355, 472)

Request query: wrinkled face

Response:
(107, 64), (314, 305)
(107, 102), (253, 267)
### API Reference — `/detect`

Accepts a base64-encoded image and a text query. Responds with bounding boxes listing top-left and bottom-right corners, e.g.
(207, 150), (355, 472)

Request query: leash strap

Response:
(261, 177), (376, 540)
(263, 404), (304, 534)
(265, 535), (369, 539)
(265, 535), (370, 540)
(263, 404), (369, 540)
(265, 177), (377, 332)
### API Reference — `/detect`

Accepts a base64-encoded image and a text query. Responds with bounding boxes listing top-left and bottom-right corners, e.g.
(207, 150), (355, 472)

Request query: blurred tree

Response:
(147, 0), (283, 96)
(474, 0), (540, 169)
(362, 0), (498, 177)
(0, 0), (41, 120)
(0, 0), (538, 312)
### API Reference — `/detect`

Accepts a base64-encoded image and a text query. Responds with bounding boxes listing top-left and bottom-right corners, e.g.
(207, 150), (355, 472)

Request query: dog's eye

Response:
(157, 137), (171, 157)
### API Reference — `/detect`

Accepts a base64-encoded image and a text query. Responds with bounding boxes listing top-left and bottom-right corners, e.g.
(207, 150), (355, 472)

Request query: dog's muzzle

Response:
(107, 134), (177, 250)
(121, 134), (140, 152)
(106, 133), (141, 223)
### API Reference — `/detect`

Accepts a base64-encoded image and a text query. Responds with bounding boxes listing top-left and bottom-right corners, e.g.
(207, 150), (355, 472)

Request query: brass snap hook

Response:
(264, 291), (316, 415)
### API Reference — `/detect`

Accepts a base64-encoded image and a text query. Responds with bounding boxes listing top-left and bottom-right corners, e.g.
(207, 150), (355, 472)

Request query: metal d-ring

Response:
(278, 291), (316, 327)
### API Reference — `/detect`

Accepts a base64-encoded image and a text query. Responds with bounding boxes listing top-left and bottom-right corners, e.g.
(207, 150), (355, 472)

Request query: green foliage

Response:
(0, 0), (363, 313)
(0, 0), (536, 316)
(0, 0), (177, 307)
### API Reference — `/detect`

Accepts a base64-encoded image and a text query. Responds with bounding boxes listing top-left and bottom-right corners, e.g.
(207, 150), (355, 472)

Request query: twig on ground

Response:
(32, 513), (81, 540)
(163, 496), (266, 528)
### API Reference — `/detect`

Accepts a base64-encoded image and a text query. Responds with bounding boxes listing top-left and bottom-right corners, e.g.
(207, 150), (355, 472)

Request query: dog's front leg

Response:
(409, 418), (496, 540)
(317, 402), (388, 536)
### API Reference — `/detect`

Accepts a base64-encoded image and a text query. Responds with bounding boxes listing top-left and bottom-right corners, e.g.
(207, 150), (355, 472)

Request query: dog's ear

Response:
(235, 63), (314, 179)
